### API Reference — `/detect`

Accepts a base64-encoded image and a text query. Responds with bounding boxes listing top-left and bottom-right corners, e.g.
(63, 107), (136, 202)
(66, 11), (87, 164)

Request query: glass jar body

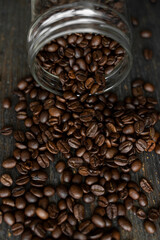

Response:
(28, 0), (132, 95)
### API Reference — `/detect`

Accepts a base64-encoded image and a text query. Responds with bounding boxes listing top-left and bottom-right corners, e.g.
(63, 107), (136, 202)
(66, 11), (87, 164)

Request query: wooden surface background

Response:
(0, 0), (160, 239)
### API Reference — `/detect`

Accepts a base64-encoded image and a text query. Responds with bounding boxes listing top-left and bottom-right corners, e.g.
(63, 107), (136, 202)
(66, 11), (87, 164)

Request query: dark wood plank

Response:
(0, 0), (160, 239)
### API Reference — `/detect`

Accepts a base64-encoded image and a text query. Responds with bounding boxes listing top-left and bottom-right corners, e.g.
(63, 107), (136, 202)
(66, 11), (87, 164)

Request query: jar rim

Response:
(28, 1), (132, 95)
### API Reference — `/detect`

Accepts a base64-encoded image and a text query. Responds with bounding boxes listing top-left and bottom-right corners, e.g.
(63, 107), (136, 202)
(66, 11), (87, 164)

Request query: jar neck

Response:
(28, 1), (132, 95)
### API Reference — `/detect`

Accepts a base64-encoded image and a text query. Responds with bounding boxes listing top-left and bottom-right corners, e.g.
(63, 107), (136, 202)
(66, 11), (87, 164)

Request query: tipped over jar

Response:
(28, 0), (132, 95)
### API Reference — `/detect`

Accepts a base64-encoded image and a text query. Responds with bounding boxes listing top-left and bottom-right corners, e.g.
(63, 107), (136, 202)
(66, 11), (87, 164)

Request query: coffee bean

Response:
(143, 48), (153, 60)
(68, 157), (83, 168)
(131, 159), (142, 172)
(118, 217), (132, 232)
(0, 126), (13, 136)
(0, 188), (11, 198)
(15, 197), (26, 209)
(0, 174), (13, 187)
(148, 208), (159, 221)
(128, 188), (140, 200)
(140, 178), (153, 193)
(91, 184), (105, 196)
(2, 97), (11, 109)
(144, 82), (155, 92)
(136, 139), (147, 152)
(12, 223), (24, 236)
(69, 185), (83, 199)
(4, 212), (15, 226)
(141, 30), (152, 38)
(74, 204), (85, 221)
(25, 191), (38, 203)
(55, 161), (66, 173)
(56, 184), (68, 199)
(138, 193), (148, 207)
(36, 207), (49, 220)
(136, 208), (146, 220)
(24, 204), (36, 217)
(106, 204), (117, 219)
(43, 186), (55, 197)
(131, 16), (139, 26)
(37, 154), (50, 168)
(2, 158), (17, 169)
(119, 141), (133, 153)
(134, 121), (145, 134)
(91, 214), (105, 228)
(144, 220), (156, 234)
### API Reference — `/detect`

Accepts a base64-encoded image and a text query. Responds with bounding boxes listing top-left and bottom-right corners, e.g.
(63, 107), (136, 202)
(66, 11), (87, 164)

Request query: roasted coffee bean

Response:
(0, 174), (13, 186)
(136, 208), (146, 220)
(69, 185), (83, 199)
(43, 186), (55, 197)
(36, 207), (49, 220)
(0, 126), (13, 136)
(140, 30), (152, 38)
(12, 186), (25, 197)
(15, 197), (26, 209)
(143, 48), (153, 60)
(86, 122), (98, 138)
(24, 204), (36, 217)
(74, 204), (85, 221)
(68, 157), (83, 168)
(148, 208), (159, 221)
(138, 193), (148, 207)
(119, 141), (133, 153)
(144, 220), (156, 234)
(56, 184), (68, 199)
(128, 188), (140, 200)
(12, 223), (24, 236)
(48, 203), (59, 219)
(83, 193), (95, 203)
(140, 178), (153, 193)
(136, 139), (147, 152)
(2, 158), (17, 169)
(25, 191), (38, 203)
(0, 188), (11, 198)
(91, 185), (105, 196)
(131, 16), (139, 26)
(2, 97), (11, 109)
(106, 204), (117, 219)
(4, 212), (15, 226)
(55, 161), (66, 173)
(91, 214), (105, 228)
(118, 217), (132, 232)
(144, 82), (155, 92)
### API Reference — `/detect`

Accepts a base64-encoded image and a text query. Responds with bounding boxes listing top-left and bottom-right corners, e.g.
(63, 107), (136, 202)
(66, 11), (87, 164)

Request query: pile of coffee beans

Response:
(0, 73), (160, 240)
(37, 33), (125, 94)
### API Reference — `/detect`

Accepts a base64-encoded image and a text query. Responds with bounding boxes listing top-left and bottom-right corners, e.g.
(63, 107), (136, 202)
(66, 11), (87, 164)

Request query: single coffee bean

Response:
(138, 193), (148, 207)
(2, 97), (11, 109)
(128, 188), (140, 200)
(69, 185), (83, 199)
(140, 30), (152, 38)
(56, 184), (68, 199)
(106, 204), (117, 219)
(36, 207), (49, 220)
(15, 197), (26, 209)
(91, 185), (105, 196)
(43, 186), (55, 197)
(91, 214), (105, 228)
(136, 208), (146, 220)
(0, 126), (13, 136)
(140, 178), (153, 193)
(148, 208), (159, 221)
(144, 220), (156, 234)
(74, 204), (85, 221)
(0, 188), (11, 198)
(4, 212), (15, 226)
(143, 82), (155, 92)
(11, 223), (24, 236)
(0, 174), (13, 186)
(143, 49), (153, 60)
(2, 158), (17, 169)
(131, 16), (139, 26)
(118, 217), (132, 232)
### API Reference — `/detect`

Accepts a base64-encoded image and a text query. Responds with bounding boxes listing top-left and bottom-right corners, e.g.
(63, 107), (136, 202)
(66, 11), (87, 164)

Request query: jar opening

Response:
(28, 2), (132, 95)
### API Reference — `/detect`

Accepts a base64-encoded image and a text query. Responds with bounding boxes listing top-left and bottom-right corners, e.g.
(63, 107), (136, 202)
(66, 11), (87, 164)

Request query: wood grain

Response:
(0, 0), (160, 239)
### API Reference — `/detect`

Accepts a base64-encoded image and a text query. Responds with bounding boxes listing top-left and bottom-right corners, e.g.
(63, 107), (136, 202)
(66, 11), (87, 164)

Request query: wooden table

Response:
(0, 0), (160, 239)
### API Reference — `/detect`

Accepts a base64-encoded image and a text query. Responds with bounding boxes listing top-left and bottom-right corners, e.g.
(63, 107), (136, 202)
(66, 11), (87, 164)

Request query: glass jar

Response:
(28, 0), (132, 95)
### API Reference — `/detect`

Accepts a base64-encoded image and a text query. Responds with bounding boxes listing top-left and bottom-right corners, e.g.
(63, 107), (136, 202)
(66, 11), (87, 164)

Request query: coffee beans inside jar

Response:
(37, 33), (125, 95)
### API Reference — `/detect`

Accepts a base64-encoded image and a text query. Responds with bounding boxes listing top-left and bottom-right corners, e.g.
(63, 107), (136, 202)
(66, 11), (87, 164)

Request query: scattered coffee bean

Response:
(140, 178), (153, 193)
(2, 98), (11, 109)
(118, 217), (132, 232)
(0, 174), (13, 187)
(143, 82), (155, 92)
(143, 48), (153, 60)
(140, 30), (152, 38)
(144, 220), (156, 234)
